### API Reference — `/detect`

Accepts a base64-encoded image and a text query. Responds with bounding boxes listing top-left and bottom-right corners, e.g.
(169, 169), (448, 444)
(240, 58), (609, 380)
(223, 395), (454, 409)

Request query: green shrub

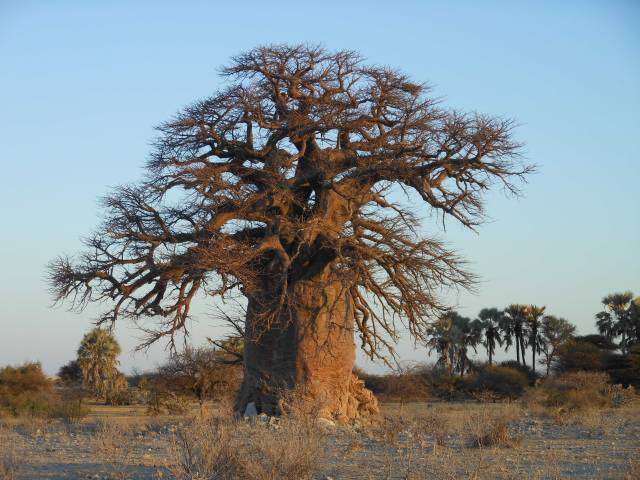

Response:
(554, 340), (604, 372)
(606, 345), (640, 388)
(471, 366), (529, 399)
(48, 399), (90, 425)
(354, 367), (429, 402)
(573, 334), (617, 351)
(1, 393), (52, 417)
(498, 361), (537, 385)
(0, 362), (54, 416)
(528, 371), (612, 416)
(427, 373), (471, 401)
(0, 362), (52, 395)
(57, 360), (83, 385)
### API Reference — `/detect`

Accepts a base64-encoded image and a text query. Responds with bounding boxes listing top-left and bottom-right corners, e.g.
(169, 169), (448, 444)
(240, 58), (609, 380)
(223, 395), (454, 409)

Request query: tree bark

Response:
(532, 349), (536, 374)
(520, 338), (527, 367)
(235, 275), (379, 423)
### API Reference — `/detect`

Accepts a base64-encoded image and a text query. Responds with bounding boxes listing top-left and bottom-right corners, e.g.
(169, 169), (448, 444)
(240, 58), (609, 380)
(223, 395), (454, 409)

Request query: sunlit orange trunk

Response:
(235, 275), (378, 422)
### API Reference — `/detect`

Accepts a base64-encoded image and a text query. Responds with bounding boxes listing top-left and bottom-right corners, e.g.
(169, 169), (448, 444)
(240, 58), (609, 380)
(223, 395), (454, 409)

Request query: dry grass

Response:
(93, 418), (128, 461)
(168, 414), (324, 480)
(0, 398), (637, 479)
(465, 405), (522, 449)
(0, 449), (20, 480)
(0, 425), (20, 480)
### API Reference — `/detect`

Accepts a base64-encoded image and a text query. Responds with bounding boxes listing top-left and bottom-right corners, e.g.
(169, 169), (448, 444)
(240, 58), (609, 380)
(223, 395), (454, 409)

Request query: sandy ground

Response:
(1, 401), (639, 479)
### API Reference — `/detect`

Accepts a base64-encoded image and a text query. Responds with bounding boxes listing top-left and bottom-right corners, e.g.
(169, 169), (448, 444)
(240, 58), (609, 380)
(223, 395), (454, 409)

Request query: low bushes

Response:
(498, 361), (537, 385)
(0, 362), (92, 423)
(554, 340), (604, 372)
(357, 363), (533, 402)
(544, 371), (612, 410)
(356, 367), (430, 402)
(522, 371), (618, 420)
(48, 398), (90, 425)
(0, 362), (54, 416)
(469, 366), (529, 399)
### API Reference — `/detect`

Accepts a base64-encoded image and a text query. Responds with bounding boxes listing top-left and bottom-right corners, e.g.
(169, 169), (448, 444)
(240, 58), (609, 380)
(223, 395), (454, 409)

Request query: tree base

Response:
(236, 372), (379, 423)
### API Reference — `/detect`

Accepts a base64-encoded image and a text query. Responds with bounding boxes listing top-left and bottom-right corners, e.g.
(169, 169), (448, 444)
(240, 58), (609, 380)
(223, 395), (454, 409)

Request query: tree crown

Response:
(49, 44), (531, 360)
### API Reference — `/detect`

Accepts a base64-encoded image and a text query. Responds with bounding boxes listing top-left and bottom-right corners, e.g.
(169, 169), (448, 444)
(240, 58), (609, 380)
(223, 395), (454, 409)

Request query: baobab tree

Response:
(49, 45), (530, 421)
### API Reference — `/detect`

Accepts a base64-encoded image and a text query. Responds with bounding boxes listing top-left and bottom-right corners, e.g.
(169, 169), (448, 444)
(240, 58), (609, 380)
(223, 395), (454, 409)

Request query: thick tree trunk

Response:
(235, 276), (378, 423)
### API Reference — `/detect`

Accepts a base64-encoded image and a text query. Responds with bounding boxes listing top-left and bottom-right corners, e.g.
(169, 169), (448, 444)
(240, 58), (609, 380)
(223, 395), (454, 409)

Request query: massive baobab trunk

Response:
(237, 276), (378, 421)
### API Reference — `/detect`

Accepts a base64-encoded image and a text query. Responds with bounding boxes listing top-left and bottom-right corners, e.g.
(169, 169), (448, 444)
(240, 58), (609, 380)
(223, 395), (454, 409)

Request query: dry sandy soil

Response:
(1, 401), (639, 479)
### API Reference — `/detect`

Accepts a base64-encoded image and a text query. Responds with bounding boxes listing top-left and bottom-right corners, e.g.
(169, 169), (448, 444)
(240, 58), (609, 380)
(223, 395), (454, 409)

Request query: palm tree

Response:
(502, 304), (529, 366)
(77, 328), (121, 398)
(598, 291), (634, 353)
(426, 314), (456, 376)
(540, 315), (575, 375)
(452, 314), (482, 377)
(626, 298), (640, 351)
(477, 308), (504, 365)
(525, 305), (546, 375)
(595, 311), (615, 343)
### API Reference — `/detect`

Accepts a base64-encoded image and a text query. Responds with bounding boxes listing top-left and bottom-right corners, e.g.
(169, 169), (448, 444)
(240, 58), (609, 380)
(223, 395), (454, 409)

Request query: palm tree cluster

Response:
(596, 291), (640, 354)
(426, 311), (481, 377)
(427, 304), (575, 376)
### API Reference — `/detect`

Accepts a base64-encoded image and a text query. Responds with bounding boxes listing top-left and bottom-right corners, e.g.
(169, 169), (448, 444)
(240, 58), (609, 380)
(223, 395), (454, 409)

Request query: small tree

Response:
(539, 316), (575, 376)
(157, 345), (241, 409)
(57, 360), (83, 385)
(77, 328), (121, 399)
(554, 340), (604, 373)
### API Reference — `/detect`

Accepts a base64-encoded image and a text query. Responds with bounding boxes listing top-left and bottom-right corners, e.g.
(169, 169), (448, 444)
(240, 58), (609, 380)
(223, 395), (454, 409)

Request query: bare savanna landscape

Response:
(1, 393), (640, 479)
(2, 3), (639, 479)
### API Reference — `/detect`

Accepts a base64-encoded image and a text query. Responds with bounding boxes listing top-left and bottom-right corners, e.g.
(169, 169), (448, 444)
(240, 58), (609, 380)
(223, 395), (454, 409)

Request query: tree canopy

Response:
(49, 44), (530, 362)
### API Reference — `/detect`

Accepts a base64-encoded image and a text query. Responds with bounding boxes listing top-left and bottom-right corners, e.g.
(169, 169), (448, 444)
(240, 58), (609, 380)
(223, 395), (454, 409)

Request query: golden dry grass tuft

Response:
(168, 414), (324, 480)
(0, 426), (20, 480)
(466, 406), (522, 449)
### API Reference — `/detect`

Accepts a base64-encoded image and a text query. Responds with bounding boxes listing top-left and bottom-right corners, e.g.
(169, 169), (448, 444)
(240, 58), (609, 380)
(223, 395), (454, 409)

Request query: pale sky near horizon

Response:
(1, 1), (638, 375)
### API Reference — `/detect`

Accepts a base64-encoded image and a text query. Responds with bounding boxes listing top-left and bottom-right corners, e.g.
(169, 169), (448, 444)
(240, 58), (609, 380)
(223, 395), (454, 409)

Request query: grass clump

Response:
(48, 398), (90, 426)
(466, 408), (522, 449)
(169, 415), (324, 480)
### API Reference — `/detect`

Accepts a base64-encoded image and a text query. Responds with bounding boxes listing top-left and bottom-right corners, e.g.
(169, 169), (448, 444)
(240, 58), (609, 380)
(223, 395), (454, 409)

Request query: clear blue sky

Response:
(1, 1), (638, 374)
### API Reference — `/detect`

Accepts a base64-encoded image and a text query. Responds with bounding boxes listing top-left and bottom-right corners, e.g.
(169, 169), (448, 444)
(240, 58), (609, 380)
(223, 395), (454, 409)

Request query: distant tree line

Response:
(424, 290), (640, 381)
